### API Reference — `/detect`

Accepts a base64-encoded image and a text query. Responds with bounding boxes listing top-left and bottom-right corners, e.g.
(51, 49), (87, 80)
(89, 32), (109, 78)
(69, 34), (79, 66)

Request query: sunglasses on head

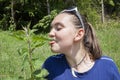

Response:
(61, 7), (85, 29)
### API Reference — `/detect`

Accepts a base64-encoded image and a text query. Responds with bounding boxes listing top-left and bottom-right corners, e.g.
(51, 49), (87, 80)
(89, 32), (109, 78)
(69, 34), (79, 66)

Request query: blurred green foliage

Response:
(0, 0), (120, 31)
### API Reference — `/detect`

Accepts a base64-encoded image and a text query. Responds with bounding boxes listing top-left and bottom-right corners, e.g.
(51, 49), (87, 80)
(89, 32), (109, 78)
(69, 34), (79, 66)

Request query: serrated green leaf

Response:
(22, 52), (28, 66)
(11, 30), (25, 41)
(17, 48), (28, 55)
(32, 58), (39, 61)
(34, 42), (45, 48)
(30, 29), (38, 34)
(32, 35), (49, 42)
(32, 68), (49, 79)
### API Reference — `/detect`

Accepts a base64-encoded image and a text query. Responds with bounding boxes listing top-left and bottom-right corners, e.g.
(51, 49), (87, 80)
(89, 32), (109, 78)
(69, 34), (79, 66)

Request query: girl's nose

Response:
(49, 29), (55, 38)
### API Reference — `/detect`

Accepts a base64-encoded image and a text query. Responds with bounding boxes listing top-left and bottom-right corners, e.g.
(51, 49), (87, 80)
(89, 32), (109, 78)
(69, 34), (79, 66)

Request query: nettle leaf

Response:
(37, 69), (49, 78)
(39, 35), (50, 41)
(17, 48), (28, 55)
(32, 35), (49, 43)
(12, 30), (25, 41)
(33, 69), (41, 76)
(34, 42), (45, 47)
(33, 68), (49, 80)
(30, 41), (45, 53)
(32, 58), (39, 61)
(33, 42), (45, 49)
(32, 59), (42, 69)
(30, 35), (48, 50)
(30, 29), (38, 35)
(22, 52), (28, 66)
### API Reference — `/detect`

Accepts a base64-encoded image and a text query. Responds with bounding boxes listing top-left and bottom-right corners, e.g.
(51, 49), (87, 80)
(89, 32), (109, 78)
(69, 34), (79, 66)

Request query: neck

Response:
(65, 50), (88, 68)
(65, 42), (87, 67)
(72, 52), (86, 68)
(65, 42), (94, 72)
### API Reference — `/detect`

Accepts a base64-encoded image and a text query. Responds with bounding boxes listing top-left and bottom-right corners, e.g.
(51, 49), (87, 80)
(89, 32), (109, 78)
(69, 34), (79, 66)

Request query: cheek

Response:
(58, 36), (74, 53)
(57, 29), (75, 46)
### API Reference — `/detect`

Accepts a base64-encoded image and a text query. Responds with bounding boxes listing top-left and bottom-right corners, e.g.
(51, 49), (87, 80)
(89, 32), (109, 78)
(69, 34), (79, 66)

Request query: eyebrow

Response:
(51, 22), (65, 28)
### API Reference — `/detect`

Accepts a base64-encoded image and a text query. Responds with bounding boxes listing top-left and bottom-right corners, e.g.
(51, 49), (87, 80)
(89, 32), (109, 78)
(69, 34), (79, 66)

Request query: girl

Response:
(43, 7), (120, 80)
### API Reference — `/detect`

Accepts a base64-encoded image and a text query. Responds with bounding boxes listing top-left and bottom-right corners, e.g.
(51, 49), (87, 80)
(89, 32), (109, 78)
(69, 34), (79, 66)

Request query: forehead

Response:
(51, 13), (72, 26)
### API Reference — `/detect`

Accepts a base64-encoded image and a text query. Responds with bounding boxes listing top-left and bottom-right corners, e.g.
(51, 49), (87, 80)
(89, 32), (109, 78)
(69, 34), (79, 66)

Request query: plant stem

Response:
(28, 40), (34, 79)
(26, 27), (34, 80)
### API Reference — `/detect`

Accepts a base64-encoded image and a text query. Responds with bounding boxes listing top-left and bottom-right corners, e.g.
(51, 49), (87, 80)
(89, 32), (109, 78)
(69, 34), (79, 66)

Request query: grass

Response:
(0, 31), (52, 79)
(96, 21), (120, 70)
(0, 21), (120, 79)
(98, 30), (120, 70)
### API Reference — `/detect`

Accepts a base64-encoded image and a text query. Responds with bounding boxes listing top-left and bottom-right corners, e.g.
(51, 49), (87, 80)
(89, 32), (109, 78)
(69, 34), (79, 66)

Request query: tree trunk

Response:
(11, 0), (16, 30)
(46, 0), (50, 14)
(101, 0), (105, 23)
(72, 0), (76, 5)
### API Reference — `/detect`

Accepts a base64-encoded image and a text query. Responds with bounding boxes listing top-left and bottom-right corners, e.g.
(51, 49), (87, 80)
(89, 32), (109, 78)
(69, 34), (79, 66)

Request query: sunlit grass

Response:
(95, 21), (120, 71)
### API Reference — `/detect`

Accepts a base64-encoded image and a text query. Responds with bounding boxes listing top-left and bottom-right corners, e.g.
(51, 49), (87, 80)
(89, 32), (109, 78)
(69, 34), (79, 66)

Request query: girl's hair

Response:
(65, 12), (102, 60)
(83, 18), (102, 60)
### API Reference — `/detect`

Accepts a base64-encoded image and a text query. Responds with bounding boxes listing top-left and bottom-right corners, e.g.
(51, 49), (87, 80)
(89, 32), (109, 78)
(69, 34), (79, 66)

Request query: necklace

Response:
(72, 53), (86, 68)
(71, 53), (86, 77)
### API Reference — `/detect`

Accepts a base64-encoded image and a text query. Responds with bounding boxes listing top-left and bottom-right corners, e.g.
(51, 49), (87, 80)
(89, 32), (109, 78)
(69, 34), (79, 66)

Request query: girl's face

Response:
(49, 13), (78, 54)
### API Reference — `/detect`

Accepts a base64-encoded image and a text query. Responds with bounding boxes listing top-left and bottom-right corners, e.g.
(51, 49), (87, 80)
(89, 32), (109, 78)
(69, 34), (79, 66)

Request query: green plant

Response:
(33, 9), (58, 32)
(12, 23), (49, 80)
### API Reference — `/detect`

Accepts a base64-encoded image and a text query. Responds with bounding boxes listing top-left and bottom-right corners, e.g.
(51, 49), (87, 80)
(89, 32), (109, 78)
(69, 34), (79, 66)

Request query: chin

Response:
(51, 49), (61, 53)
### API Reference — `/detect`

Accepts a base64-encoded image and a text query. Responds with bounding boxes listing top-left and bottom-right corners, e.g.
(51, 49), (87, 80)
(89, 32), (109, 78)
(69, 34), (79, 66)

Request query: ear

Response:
(74, 28), (84, 41)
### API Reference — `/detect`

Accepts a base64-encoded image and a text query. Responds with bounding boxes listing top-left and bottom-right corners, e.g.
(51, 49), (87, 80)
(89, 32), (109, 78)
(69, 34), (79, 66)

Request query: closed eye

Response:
(53, 23), (64, 31)
(51, 22), (64, 31)
(55, 26), (62, 31)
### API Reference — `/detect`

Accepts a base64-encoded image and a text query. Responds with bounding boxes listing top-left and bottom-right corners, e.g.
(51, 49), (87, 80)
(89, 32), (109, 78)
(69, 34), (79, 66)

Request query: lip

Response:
(49, 40), (56, 46)
(49, 41), (55, 44)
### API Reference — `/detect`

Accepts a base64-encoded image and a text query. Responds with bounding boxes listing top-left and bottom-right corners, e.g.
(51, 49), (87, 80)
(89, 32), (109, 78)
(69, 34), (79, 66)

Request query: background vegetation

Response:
(0, 0), (120, 80)
(0, 0), (120, 31)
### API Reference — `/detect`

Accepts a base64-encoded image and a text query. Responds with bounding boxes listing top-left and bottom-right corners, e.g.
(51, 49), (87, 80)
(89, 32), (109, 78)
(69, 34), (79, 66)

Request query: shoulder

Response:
(98, 56), (120, 79)
(44, 54), (65, 63)
(42, 54), (67, 79)
(91, 56), (120, 80)
(99, 56), (114, 62)
(96, 56), (119, 71)
(95, 56), (119, 73)
(100, 56), (113, 61)
(42, 54), (65, 68)
(97, 56), (115, 66)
